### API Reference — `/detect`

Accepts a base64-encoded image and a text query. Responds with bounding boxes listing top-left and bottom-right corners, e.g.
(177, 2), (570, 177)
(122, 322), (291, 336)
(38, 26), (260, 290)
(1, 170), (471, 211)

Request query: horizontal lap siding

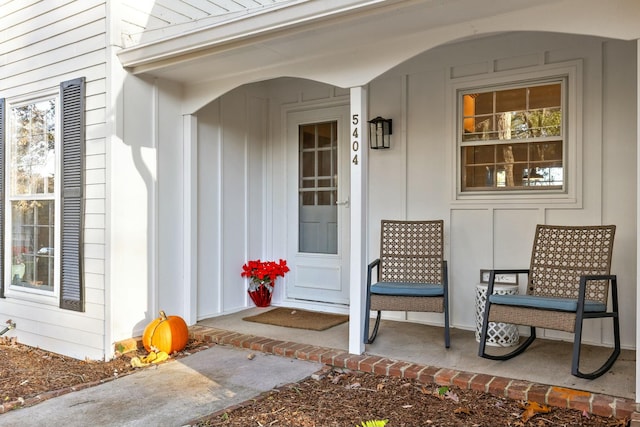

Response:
(0, 0), (107, 360)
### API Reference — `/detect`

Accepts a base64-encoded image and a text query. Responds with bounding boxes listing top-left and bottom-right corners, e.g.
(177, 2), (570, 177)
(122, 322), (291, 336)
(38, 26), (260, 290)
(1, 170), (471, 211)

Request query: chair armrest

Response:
(577, 274), (618, 308)
(367, 259), (381, 291)
(580, 274), (616, 281)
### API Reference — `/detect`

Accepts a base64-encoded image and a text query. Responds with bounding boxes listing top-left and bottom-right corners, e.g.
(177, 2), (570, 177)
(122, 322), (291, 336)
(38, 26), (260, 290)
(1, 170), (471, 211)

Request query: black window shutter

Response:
(0, 99), (4, 299)
(59, 78), (85, 312)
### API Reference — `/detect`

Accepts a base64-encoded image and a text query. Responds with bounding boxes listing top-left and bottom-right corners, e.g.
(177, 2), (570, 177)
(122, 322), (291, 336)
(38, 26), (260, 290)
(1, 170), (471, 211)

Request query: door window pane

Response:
(298, 121), (338, 254)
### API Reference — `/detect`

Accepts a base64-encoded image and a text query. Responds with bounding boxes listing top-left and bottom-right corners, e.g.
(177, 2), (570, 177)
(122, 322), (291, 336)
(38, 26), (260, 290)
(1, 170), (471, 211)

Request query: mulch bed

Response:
(192, 367), (629, 427)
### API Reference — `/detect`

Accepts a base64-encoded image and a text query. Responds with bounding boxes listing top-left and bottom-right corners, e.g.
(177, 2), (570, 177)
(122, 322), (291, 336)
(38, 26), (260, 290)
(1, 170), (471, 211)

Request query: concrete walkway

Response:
(0, 344), (321, 427)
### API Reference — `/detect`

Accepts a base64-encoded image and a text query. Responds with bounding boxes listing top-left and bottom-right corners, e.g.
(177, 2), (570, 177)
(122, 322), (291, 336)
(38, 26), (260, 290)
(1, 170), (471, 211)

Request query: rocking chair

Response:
(478, 224), (620, 379)
(364, 220), (450, 348)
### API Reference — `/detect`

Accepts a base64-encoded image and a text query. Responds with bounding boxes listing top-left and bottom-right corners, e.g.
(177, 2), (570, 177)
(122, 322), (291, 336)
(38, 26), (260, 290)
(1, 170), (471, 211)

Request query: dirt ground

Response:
(0, 337), (630, 426)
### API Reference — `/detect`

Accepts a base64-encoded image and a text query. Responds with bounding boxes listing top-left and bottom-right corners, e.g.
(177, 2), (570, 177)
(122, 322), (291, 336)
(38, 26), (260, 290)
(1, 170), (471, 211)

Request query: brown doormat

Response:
(242, 307), (349, 331)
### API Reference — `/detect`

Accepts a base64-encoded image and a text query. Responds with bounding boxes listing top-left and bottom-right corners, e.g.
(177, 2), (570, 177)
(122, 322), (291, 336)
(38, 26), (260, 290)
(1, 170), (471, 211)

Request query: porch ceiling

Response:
(117, 0), (640, 111)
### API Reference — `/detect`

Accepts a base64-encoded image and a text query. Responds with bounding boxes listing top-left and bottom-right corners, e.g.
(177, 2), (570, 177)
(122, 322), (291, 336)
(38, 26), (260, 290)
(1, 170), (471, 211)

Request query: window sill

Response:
(4, 286), (58, 306)
(452, 191), (580, 208)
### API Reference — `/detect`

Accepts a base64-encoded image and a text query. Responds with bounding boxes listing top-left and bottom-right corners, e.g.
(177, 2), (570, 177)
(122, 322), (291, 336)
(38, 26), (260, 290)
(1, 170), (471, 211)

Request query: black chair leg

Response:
(365, 311), (382, 344)
(479, 322), (537, 360)
(572, 316), (621, 379)
(444, 307), (450, 349)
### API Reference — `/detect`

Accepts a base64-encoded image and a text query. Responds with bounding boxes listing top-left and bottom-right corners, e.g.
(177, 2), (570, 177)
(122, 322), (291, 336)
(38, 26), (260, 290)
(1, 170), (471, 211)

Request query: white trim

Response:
(117, 0), (394, 70)
(283, 103), (351, 306)
(150, 82), (160, 321)
(4, 92), (61, 305)
(215, 104), (224, 314)
(349, 86), (368, 355)
(636, 38), (640, 405)
(183, 114), (198, 324)
(104, 42), (126, 358)
(448, 60), (583, 207)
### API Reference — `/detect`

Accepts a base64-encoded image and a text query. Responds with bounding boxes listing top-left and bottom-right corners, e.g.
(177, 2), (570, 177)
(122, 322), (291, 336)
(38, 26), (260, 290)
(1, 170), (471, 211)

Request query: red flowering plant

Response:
(241, 259), (290, 294)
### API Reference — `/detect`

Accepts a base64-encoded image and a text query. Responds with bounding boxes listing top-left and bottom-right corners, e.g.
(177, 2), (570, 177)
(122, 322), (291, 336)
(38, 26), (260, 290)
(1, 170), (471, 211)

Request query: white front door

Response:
(286, 105), (350, 305)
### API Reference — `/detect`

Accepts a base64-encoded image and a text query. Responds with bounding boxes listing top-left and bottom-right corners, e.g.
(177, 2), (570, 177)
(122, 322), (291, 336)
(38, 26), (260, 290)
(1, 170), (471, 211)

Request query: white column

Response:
(349, 87), (369, 355)
(183, 114), (198, 325)
(635, 39), (640, 404)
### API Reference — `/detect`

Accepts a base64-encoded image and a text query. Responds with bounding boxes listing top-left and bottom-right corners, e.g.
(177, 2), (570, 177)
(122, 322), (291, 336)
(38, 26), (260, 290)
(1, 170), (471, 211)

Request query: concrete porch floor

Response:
(198, 307), (636, 402)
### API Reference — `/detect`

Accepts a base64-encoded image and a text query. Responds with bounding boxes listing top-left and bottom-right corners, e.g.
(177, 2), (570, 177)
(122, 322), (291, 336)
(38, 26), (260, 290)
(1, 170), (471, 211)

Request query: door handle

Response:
(336, 197), (350, 207)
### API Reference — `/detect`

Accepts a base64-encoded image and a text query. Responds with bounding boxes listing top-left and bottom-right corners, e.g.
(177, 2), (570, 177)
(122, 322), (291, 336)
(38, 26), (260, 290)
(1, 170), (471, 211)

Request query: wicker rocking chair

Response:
(364, 220), (450, 348)
(478, 224), (620, 379)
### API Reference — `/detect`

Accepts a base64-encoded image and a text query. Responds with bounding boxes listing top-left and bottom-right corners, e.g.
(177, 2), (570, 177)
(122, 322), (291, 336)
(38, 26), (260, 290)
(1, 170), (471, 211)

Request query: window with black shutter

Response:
(1, 78), (85, 312)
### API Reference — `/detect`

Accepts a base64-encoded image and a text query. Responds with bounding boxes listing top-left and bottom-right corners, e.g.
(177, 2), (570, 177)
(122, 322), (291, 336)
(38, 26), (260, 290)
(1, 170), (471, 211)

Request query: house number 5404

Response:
(352, 114), (360, 165)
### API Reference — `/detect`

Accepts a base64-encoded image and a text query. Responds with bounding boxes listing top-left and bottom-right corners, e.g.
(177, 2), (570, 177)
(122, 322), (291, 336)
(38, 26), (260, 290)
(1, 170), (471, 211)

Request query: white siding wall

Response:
(195, 80), (354, 319)
(195, 85), (270, 318)
(0, 0), (108, 359)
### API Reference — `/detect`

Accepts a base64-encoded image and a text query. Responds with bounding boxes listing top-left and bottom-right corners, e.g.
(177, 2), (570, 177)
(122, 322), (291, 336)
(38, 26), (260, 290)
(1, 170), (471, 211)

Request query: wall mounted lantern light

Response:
(368, 116), (392, 149)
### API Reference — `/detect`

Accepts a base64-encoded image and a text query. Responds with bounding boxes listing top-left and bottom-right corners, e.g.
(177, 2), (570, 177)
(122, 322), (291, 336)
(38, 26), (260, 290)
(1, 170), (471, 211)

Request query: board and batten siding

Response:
(0, 0), (107, 360)
(193, 79), (351, 319)
(363, 32), (636, 349)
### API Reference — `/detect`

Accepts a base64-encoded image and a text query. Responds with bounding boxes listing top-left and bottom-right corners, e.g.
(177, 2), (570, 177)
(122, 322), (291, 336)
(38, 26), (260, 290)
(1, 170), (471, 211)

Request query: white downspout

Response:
(349, 87), (369, 355)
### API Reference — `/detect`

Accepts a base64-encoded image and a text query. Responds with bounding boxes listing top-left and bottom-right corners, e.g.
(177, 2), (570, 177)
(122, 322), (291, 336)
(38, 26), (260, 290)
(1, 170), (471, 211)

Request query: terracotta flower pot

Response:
(248, 284), (272, 307)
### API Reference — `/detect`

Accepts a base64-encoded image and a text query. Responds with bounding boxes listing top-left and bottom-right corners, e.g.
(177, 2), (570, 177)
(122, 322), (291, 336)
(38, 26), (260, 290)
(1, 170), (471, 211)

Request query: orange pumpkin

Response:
(142, 310), (189, 354)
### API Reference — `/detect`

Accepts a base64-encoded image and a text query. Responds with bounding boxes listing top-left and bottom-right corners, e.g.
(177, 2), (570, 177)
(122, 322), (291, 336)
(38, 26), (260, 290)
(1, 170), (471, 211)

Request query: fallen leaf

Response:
(402, 405), (413, 408)
(331, 374), (344, 384)
(358, 420), (388, 427)
(453, 407), (471, 415)
(376, 383), (385, 391)
(444, 391), (459, 402)
(520, 401), (551, 422)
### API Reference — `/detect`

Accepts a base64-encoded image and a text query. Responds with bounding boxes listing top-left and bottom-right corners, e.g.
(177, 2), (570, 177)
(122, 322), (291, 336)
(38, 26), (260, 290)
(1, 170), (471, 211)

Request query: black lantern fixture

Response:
(368, 116), (392, 149)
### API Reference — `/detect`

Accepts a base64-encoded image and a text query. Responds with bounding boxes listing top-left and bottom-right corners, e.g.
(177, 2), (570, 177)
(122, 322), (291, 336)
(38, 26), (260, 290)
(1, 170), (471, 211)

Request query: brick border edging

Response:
(189, 325), (638, 420)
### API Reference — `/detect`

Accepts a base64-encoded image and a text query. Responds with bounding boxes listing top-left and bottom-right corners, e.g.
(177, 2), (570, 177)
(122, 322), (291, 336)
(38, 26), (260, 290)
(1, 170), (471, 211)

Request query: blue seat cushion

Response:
(371, 282), (444, 297)
(489, 294), (606, 313)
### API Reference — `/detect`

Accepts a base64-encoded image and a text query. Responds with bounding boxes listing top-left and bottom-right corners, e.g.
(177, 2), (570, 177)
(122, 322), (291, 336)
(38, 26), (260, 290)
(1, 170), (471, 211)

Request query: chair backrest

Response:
(379, 220), (444, 284)
(528, 224), (616, 304)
